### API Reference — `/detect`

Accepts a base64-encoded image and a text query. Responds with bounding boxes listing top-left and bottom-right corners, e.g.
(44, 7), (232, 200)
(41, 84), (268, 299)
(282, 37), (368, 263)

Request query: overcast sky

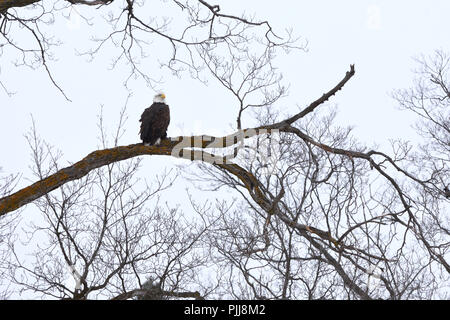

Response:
(0, 0), (448, 211)
(0, 0), (449, 298)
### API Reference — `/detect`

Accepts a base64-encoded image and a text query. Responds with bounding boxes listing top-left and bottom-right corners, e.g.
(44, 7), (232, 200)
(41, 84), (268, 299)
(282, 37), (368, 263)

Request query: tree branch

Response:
(0, 65), (356, 217)
(0, 0), (40, 13)
(0, 0), (112, 12)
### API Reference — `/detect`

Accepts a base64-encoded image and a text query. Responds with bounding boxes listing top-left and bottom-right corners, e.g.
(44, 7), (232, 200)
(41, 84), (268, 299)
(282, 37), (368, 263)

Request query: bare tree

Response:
(182, 49), (449, 299)
(0, 169), (20, 299)
(393, 50), (449, 197)
(194, 106), (446, 299)
(4, 109), (210, 299)
(1, 55), (448, 299)
(0, 0), (298, 97)
(0, 1), (449, 300)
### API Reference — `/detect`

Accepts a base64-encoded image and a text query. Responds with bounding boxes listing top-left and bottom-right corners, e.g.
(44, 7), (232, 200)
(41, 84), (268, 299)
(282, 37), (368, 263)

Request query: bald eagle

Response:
(140, 93), (170, 146)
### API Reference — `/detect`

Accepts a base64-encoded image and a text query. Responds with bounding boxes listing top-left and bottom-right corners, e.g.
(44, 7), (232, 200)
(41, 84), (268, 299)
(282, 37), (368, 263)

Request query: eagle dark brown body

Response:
(139, 102), (170, 145)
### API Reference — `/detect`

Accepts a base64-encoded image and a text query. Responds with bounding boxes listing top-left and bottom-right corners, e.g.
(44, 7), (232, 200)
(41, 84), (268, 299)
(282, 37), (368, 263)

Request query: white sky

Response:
(0, 0), (449, 298)
(1, 1), (449, 178)
(0, 0), (448, 209)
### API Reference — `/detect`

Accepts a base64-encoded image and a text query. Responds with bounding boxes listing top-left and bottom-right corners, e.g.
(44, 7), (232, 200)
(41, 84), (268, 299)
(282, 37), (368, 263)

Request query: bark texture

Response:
(0, 65), (355, 219)
(0, 0), (40, 12)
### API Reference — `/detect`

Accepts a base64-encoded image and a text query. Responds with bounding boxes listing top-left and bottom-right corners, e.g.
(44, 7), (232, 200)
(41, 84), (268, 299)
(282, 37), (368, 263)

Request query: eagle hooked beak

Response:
(160, 93), (166, 99)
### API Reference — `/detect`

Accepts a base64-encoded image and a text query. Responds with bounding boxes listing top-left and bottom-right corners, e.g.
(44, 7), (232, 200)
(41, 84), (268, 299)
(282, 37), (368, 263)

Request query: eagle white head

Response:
(153, 92), (166, 103)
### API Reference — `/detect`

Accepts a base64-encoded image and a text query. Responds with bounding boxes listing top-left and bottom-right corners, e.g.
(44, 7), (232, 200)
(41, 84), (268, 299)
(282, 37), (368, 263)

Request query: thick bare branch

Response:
(0, 0), (111, 12)
(0, 65), (356, 216)
(0, 0), (40, 12)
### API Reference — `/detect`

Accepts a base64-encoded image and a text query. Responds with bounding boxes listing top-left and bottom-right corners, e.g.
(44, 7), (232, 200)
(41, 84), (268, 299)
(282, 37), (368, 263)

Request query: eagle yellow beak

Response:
(160, 93), (166, 99)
